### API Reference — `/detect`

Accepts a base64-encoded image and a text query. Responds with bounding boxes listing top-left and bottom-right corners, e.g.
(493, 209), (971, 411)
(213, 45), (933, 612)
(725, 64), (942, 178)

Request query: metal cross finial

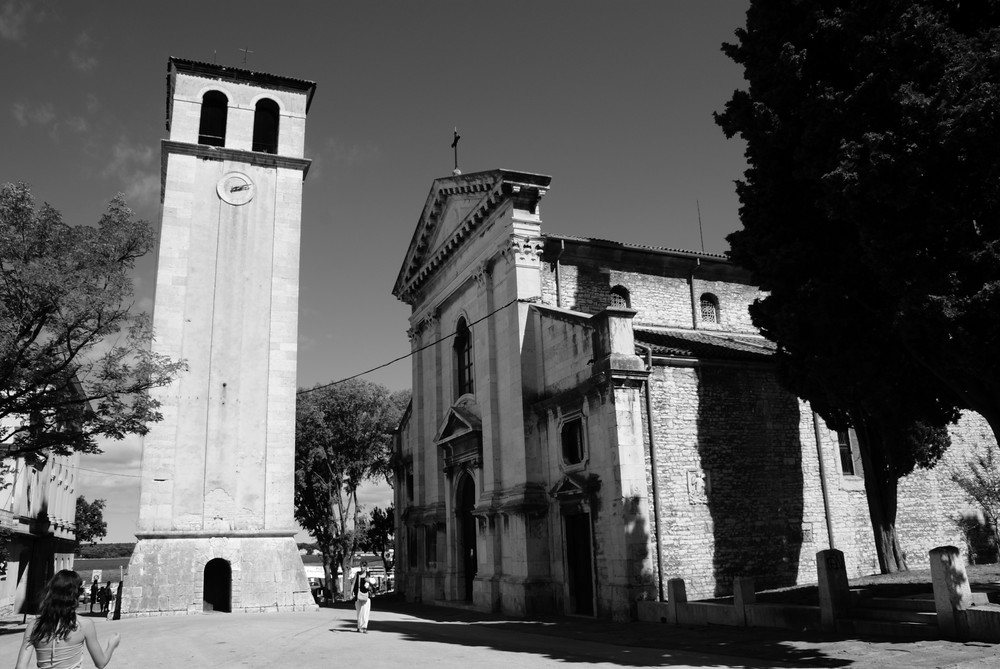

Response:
(239, 48), (254, 65)
(451, 127), (461, 175)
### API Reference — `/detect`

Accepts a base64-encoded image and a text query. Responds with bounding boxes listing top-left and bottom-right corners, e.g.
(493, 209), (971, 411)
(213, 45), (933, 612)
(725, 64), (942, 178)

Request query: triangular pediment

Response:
(433, 395), (483, 445)
(392, 169), (552, 304)
(549, 472), (601, 501)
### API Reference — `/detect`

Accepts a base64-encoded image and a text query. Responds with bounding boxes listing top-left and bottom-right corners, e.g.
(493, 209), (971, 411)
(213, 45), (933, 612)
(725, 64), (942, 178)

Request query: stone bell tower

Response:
(123, 58), (316, 615)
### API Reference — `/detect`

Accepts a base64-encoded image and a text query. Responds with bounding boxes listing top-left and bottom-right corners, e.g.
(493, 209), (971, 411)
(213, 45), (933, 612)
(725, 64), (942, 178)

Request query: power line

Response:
(70, 464), (142, 479)
(297, 296), (521, 396)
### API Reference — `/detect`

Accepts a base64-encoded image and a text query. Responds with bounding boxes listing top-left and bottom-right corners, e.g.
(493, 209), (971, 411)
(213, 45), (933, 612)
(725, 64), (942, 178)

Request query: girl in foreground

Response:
(15, 570), (120, 669)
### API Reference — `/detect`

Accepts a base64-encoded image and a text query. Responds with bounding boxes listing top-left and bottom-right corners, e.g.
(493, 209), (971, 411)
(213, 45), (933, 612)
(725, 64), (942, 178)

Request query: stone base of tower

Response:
(121, 535), (317, 616)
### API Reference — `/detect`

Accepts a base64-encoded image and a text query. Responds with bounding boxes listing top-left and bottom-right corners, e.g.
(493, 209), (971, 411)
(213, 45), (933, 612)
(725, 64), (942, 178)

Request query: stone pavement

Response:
(0, 598), (996, 668)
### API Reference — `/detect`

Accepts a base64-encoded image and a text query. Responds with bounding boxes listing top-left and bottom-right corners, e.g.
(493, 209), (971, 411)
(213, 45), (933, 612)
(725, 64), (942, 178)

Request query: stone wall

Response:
(540, 259), (761, 332)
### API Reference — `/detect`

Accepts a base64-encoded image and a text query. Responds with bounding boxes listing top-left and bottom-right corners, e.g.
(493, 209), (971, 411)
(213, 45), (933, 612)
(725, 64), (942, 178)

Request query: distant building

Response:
(391, 168), (995, 620)
(0, 449), (78, 615)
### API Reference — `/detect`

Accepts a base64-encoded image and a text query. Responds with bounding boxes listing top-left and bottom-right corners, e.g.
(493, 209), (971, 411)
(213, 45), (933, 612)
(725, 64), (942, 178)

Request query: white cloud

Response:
(324, 137), (381, 166)
(0, 1), (32, 44)
(68, 32), (98, 72)
(101, 136), (159, 211)
(65, 115), (88, 133)
(84, 93), (100, 115)
(11, 100), (56, 128)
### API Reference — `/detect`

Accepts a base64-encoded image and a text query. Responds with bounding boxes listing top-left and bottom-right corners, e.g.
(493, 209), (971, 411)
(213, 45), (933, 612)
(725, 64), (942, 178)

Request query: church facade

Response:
(391, 168), (995, 621)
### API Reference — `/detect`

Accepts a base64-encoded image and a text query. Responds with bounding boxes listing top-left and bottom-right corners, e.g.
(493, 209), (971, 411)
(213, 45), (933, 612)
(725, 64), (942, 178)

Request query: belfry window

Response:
(454, 317), (474, 397)
(561, 416), (585, 465)
(198, 91), (228, 147)
(700, 293), (720, 324)
(252, 98), (279, 154)
(609, 285), (631, 309)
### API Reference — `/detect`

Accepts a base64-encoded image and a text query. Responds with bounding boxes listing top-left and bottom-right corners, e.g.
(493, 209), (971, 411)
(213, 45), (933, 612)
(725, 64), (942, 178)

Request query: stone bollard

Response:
(929, 546), (974, 639)
(666, 578), (686, 625)
(817, 549), (850, 632)
(733, 577), (755, 626)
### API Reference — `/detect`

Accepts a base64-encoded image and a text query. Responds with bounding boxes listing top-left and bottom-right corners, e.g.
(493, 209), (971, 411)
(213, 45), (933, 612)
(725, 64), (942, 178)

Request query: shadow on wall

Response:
(696, 366), (805, 596)
(568, 265), (613, 315)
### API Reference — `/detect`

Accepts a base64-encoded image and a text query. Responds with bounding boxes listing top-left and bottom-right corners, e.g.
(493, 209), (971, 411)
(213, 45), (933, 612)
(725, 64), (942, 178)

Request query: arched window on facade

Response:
(609, 285), (631, 309)
(198, 91), (228, 147)
(252, 98), (280, 154)
(699, 293), (720, 324)
(454, 317), (474, 397)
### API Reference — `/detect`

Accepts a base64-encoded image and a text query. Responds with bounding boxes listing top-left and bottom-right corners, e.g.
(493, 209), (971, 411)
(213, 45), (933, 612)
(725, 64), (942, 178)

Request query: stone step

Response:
(836, 617), (941, 641)
(855, 596), (936, 613)
(849, 606), (937, 624)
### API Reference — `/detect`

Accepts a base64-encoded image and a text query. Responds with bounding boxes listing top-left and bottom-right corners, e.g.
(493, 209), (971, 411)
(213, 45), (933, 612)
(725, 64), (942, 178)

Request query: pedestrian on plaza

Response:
(15, 570), (121, 669)
(352, 562), (374, 633)
(89, 579), (99, 614)
(99, 583), (112, 614)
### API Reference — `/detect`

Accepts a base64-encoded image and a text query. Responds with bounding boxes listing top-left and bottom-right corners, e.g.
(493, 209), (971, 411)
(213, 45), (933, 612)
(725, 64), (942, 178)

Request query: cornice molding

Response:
(160, 140), (312, 202)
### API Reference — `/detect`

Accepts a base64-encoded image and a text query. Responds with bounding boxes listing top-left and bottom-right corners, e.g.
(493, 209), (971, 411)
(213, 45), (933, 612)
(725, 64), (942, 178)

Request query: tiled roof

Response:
(635, 329), (775, 362)
(544, 233), (729, 261)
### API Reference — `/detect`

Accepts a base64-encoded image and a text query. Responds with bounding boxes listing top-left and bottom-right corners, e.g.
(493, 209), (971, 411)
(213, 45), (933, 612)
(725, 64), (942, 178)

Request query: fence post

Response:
(930, 546), (973, 639)
(666, 578), (686, 625)
(817, 549), (849, 632)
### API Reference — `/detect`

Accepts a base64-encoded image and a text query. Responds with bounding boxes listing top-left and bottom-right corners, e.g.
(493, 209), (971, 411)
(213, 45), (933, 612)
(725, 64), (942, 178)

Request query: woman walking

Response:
(352, 562), (374, 634)
(15, 570), (121, 669)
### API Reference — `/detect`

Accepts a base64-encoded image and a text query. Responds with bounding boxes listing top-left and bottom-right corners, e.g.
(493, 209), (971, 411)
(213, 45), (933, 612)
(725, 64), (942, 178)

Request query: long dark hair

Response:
(29, 570), (82, 646)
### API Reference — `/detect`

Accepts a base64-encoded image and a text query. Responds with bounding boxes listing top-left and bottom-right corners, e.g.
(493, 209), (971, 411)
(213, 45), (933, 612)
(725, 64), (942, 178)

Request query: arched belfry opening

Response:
(198, 91), (228, 147)
(203, 558), (232, 612)
(252, 98), (279, 154)
(456, 473), (477, 601)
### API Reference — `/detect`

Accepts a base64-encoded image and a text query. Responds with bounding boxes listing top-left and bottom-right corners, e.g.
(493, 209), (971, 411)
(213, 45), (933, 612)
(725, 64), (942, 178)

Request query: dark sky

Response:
(1, 0), (750, 541)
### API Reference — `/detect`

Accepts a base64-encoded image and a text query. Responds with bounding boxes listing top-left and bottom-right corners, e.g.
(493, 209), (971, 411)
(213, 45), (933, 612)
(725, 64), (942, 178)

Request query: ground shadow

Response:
(356, 599), (854, 667)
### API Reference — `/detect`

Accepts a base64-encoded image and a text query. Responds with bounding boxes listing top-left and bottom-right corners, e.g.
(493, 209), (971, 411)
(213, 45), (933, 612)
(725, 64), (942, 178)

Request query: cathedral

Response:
(391, 168), (995, 621)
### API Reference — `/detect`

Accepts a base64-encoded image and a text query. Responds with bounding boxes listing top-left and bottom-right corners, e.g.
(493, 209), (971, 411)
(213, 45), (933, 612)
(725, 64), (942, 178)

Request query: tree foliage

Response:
(359, 505), (395, 574)
(952, 442), (1000, 547)
(74, 495), (107, 545)
(714, 1), (1000, 570)
(0, 183), (185, 458)
(294, 379), (408, 597)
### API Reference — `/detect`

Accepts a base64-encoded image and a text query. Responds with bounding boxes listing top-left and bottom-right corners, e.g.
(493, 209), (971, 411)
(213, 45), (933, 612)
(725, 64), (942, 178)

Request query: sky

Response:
(0, 1), (750, 542)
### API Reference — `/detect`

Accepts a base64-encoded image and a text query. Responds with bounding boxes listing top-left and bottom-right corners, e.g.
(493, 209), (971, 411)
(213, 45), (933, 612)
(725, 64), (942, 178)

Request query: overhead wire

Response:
(296, 295), (521, 396)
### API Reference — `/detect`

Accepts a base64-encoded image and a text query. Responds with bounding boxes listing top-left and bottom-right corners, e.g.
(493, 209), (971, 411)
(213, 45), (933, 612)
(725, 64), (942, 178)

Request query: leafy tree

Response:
(74, 495), (107, 545)
(952, 442), (1000, 559)
(294, 380), (408, 598)
(712, 1), (1000, 570)
(0, 183), (185, 459)
(359, 505), (395, 574)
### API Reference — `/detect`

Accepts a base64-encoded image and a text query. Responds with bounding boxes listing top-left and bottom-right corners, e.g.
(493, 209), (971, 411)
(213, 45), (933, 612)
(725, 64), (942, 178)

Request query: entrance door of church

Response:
(203, 558), (232, 612)
(564, 513), (595, 615)
(457, 475), (477, 601)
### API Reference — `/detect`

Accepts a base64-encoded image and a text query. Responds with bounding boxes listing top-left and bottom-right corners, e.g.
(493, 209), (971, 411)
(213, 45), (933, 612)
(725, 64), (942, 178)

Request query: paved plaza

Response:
(0, 599), (998, 668)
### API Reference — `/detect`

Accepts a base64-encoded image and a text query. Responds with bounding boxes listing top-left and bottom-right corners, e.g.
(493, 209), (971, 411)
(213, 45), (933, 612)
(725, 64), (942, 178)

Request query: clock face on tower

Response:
(217, 172), (255, 206)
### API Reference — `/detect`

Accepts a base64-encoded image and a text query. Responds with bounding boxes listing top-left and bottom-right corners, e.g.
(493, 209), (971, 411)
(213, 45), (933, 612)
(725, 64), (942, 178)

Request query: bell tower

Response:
(123, 58), (316, 615)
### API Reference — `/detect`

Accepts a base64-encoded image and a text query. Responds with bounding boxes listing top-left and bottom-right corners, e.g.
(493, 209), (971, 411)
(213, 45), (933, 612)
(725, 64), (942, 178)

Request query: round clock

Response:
(217, 172), (255, 206)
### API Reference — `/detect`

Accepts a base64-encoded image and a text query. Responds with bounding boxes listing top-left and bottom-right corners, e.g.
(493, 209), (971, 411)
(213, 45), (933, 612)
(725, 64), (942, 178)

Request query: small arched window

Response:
(454, 317), (474, 397)
(198, 91), (228, 147)
(609, 285), (631, 309)
(700, 293), (720, 324)
(252, 98), (280, 154)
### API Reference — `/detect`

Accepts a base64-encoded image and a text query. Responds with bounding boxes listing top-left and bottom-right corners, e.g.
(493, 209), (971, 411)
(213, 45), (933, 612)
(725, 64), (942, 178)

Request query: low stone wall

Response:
(636, 597), (821, 631)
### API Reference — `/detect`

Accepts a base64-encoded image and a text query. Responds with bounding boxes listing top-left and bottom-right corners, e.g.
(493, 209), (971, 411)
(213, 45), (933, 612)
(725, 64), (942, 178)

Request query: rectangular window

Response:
(407, 530), (418, 568)
(561, 417), (585, 465)
(424, 526), (437, 569)
(837, 430), (856, 476)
